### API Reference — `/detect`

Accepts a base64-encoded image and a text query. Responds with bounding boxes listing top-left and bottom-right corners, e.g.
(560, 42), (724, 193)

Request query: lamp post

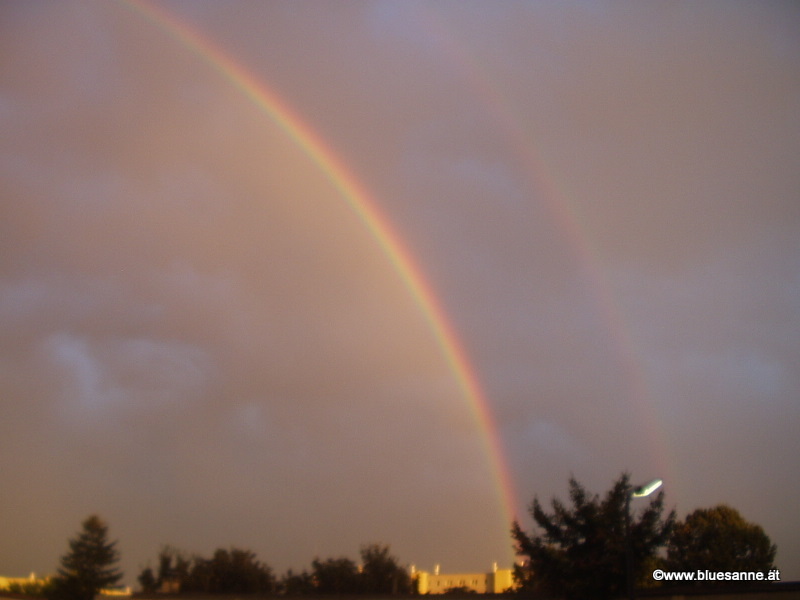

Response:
(626, 479), (662, 600)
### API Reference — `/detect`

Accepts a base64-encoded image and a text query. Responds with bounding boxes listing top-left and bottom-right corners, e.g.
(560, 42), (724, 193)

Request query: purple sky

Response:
(1, 0), (799, 584)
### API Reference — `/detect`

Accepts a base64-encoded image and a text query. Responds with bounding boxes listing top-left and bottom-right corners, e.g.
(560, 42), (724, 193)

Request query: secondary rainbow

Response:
(121, 0), (519, 534)
(413, 5), (676, 488)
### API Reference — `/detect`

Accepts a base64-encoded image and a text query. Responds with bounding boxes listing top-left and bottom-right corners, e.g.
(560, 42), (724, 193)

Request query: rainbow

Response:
(120, 0), (519, 539)
(413, 5), (677, 490)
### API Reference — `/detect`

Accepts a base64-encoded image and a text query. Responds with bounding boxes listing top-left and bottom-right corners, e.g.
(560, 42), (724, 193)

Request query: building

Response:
(412, 563), (515, 594)
(0, 574), (130, 598)
(0, 573), (48, 591)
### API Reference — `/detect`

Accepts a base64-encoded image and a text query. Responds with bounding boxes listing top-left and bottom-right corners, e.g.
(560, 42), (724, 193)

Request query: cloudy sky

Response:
(2, 0), (799, 584)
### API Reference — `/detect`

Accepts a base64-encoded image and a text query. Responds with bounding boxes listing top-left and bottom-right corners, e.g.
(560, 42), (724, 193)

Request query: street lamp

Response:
(626, 479), (662, 600)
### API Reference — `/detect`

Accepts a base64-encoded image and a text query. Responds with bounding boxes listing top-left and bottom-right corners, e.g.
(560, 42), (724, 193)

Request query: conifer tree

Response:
(54, 515), (122, 600)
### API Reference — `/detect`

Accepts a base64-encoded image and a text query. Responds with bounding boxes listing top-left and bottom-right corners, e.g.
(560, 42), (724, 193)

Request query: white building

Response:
(412, 563), (515, 594)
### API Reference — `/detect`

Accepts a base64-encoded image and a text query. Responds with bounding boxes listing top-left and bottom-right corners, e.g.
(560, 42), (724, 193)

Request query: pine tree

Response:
(54, 515), (122, 600)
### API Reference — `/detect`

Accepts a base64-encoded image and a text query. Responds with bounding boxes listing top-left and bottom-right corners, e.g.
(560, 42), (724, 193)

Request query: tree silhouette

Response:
(666, 504), (776, 575)
(54, 515), (122, 600)
(512, 473), (674, 600)
(137, 546), (273, 594)
(310, 557), (360, 594)
(279, 568), (315, 596)
(359, 543), (411, 594)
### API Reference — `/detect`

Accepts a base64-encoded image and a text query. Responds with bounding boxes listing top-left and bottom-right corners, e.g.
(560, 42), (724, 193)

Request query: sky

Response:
(1, 0), (799, 585)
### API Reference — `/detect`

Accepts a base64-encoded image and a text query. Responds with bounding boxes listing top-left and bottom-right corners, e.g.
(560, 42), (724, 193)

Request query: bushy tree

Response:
(442, 586), (477, 595)
(310, 557), (360, 594)
(666, 505), (776, 575)
(512, 473), (674, 600)
(137, 567), (157, 594)
(136, 546), (190, 593)
(359, 543), (411, 594)
(137, 542), (412, 596)
(53, 515), (122, 600)
(137, 546), (273, 594)
(204, 548), (273, 594)
(279, 569), (315, 596)
(156, 546), (191, 587)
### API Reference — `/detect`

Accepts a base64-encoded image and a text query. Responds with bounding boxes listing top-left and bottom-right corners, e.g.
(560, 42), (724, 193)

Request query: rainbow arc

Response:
(121, 0), (519, 541)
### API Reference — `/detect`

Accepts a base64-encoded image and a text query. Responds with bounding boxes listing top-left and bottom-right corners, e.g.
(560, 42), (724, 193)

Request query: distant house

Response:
(98, 585), (133, 597)
(412, 564), (515, 594)
(0, 574), (130, 598)
(158, 575), (181, 594)
(0, 573), (48, 591)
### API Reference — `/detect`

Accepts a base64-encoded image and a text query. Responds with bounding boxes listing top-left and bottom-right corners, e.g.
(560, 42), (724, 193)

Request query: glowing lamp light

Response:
(626, 477), (663, 600)
(632, 479), (663, 498)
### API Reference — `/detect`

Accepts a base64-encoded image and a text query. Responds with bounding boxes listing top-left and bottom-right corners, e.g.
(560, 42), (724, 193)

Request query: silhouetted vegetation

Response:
(277, 568), (315, 596)
(511, 473), (675, 600)
(136, 543), (410, 595)
(308, 557), (360, 594)
(299, 544), (410, 595)
(137, 546), (273, 595)
(665, 504), (777, 576)
(442, 586), (478, 595)
(39, 491), (779, 599)
(358, 544), (412, 595)
(51, 515), (123, 600)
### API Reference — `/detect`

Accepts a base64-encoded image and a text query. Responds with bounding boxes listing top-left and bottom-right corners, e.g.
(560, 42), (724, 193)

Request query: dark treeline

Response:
(137, 543), (412, 596)
(15, 474), (778, 600)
